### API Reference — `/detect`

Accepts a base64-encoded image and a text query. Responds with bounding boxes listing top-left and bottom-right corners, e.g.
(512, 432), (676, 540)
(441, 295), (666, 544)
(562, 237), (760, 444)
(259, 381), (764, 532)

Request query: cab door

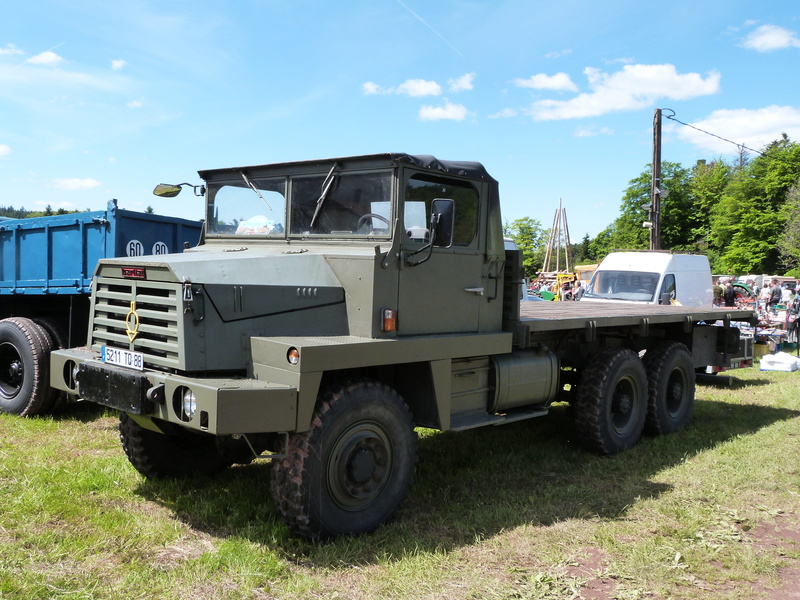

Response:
(396, 172), (487, 335)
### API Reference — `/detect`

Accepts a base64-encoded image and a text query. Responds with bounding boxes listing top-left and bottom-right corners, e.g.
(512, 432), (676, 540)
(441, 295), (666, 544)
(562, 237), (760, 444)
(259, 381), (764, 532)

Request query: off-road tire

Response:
(575, 348), (648, 455)
(642, 341), (695, 435)
(34, 317), (71, 413)
(0, 317), (54, 416)
(271, 378), (417, 541)
(119, 412), (233, 478)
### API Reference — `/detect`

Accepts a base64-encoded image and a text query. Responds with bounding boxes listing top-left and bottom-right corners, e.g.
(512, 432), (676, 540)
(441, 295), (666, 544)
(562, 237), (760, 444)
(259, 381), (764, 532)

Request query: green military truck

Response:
(50, 154), (755, 540)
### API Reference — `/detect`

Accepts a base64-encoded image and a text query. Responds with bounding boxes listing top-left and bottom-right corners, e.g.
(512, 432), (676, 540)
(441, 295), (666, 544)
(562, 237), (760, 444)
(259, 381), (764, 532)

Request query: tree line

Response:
(506, 134), (800, 280)
(0, 205), (79, 219)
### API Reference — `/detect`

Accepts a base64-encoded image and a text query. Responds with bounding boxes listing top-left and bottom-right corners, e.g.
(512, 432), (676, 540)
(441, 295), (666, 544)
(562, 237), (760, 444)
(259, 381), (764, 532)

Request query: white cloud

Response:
(0, 43), (23, 56)
(514, 73), (578, 93)
(527, 64), (720, 121)
(574, 126), (613, 137)
(489, 108), (518, 119)
(111, 59), (127, 70)
(448, 73), (475, 93)
(742, 25), (800, 52)
(397, 79), (441, 97)
(676, 105), (800, 155)
(544, 49), (572, 59)
(26, 51), (64, 66)
(419, 101), (469, 121)
(362, 78), (442, 97)
(361, 81), (384, 95)
(127, 100), (143, 108)
(50, 178), (102, 191)
(0, 144), (10, 157)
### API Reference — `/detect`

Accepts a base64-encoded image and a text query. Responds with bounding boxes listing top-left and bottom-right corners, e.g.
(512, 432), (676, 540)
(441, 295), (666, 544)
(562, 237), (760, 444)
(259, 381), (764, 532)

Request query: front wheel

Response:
(271, 379), (417, 541)
(575, 348), (648, 455)
(119, 413), (233, 478)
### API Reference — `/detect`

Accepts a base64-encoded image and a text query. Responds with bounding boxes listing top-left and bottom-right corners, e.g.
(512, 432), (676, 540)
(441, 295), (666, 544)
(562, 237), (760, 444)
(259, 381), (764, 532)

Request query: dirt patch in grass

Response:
(746, 513), (800, 600)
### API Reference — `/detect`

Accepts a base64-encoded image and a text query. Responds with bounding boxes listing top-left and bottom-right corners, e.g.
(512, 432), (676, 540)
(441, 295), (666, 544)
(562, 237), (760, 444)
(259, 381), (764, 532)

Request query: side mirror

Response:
(153, 183), (206, 198)
(660, 292), (672, 305)
(153, 184), (183, 198)
(403, 198), (456, 266)
(431, 198), (454, 248)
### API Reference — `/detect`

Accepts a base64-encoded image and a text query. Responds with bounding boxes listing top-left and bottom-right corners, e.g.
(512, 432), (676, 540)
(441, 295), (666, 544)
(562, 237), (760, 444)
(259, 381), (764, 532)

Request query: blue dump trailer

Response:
(0, 200), (202, 416)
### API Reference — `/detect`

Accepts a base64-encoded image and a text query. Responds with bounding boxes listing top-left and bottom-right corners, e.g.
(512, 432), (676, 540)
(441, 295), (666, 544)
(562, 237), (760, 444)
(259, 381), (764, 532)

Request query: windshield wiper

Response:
(310, 163), (338, 229)
(240, 171), (272, 210)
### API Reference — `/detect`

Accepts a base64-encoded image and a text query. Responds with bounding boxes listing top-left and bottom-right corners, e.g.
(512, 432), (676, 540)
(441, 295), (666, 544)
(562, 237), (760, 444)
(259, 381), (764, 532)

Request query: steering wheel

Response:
(356, 213), (390, 230)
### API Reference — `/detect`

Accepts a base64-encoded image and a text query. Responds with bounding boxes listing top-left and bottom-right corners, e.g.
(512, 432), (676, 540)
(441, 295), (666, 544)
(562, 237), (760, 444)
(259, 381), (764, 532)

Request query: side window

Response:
(661, 274), (676, 299)
(403, 174), (478, 246)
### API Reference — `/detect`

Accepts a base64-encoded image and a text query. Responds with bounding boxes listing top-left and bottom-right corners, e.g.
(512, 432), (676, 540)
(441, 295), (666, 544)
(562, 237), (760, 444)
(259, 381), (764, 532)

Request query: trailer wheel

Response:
(34, 317), (70, 413)
(0, 317), (53, 416)
(271, 379), (417, 541)
(643, 342), (695, 435)
(119, 412), (233, 478)
(575, 348), (648, 455)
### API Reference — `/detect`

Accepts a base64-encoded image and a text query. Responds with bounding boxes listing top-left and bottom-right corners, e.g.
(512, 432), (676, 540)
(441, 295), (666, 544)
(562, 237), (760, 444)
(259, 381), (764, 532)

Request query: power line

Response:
(662, 108), (768, 158)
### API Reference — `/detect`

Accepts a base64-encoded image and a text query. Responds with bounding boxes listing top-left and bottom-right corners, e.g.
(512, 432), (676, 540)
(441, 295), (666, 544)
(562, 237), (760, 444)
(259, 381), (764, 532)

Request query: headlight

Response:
(182, 388), (197, 420)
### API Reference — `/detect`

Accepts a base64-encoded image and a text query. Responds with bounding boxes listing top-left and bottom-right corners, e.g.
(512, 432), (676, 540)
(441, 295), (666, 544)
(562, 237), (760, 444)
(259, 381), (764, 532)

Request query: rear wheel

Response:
(119, 412), (233, 478)
(271, 378), (417, 540)
(575, 348), (648, 455)
(643, 342), (695, 435)
(0, 317), (54, 416)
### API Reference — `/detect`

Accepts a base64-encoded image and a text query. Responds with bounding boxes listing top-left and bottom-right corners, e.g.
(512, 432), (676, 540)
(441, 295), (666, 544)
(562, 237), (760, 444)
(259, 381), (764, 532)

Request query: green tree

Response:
(504, 217), (545, 278)
(778, 182), (800, 273)
(595, 162), (695, 256)
(710, 136), (800, 274)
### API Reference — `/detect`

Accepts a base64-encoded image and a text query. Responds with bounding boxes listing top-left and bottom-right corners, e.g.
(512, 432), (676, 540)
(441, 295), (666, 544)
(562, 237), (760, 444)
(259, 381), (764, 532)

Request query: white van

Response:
(583, 251), (713, 307)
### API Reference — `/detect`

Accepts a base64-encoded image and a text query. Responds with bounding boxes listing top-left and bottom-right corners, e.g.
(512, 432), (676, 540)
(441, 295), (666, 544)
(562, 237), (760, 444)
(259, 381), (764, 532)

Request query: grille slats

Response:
(91, 279), (183, 370)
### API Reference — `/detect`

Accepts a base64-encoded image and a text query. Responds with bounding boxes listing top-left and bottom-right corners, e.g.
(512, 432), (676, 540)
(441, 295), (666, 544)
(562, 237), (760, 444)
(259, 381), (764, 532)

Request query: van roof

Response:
(599, 251), (710, 272)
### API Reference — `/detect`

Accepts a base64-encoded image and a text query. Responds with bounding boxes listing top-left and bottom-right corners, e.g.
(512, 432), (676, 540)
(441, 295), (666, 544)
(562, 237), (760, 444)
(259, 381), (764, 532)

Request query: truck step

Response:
(449, 407), (549, 432)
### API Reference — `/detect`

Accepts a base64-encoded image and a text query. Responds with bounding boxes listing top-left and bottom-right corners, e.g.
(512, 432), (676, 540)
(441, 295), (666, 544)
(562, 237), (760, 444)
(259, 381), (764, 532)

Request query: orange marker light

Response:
(382, 308), (397, 331)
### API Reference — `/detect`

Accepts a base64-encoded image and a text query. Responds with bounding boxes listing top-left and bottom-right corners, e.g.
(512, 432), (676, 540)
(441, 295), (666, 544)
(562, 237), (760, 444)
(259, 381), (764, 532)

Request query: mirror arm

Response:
(404, 214), (440, 267)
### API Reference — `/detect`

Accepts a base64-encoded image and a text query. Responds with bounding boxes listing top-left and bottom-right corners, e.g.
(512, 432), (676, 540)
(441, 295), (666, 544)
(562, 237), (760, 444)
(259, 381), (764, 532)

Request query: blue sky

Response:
(2, 1), (800, 238)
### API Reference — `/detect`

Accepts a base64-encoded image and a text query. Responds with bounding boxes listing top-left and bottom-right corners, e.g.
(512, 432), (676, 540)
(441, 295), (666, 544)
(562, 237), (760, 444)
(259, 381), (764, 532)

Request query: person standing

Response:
(767, 279), (782, 313)
(723, 282), (737, 308)
(573, 281), (584, 300)
(712, 278), (724, 307)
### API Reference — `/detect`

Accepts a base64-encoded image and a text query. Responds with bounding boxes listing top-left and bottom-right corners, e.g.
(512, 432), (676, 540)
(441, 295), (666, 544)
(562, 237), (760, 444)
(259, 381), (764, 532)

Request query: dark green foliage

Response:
(583, 135), (800, 276)
(504, 216), (547, 278)
(0, 205), (81, 219)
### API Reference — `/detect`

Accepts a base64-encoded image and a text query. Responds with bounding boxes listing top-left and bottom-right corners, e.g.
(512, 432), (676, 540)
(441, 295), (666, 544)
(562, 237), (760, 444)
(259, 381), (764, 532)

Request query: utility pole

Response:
(649, 108), (662, 250)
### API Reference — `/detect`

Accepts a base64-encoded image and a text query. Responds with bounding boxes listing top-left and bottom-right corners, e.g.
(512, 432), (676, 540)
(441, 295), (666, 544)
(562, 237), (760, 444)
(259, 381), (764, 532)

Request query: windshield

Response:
(584, 270), (659, 302)
(206, 170), (393, 238)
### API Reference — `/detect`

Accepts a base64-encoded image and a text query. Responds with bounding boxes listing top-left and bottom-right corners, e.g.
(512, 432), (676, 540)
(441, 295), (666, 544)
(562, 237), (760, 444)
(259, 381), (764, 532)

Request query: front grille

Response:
(91, 279), (183, 370)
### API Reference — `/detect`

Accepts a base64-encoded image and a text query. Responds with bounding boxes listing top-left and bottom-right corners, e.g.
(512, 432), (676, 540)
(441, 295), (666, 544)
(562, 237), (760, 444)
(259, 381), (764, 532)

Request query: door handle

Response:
(464, 287), (485, 296)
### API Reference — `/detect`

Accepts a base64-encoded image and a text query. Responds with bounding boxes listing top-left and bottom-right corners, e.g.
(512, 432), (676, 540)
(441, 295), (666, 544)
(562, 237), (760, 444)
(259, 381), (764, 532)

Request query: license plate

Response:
(102, 346), (144, 371)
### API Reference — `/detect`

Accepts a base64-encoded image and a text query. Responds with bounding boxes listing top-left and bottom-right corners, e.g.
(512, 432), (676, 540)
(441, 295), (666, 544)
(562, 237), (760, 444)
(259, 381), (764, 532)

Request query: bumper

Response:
(50, 348), (297, 435)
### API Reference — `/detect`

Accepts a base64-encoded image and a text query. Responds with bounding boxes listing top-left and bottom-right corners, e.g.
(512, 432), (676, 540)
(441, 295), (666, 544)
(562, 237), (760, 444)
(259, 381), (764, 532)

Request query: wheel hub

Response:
(348, 447), (378, 483)
(612, 393), (632, 415)
(327, 422), (393, 511)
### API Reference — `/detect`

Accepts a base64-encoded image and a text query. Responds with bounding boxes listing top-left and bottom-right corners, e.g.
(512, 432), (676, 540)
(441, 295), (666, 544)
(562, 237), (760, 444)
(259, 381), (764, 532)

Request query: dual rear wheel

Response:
(575, 343), (694, 455)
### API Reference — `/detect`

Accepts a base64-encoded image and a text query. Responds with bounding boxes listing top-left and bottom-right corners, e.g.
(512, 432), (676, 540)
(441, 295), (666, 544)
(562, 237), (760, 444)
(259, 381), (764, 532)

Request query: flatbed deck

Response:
(518, 301), (755, 333)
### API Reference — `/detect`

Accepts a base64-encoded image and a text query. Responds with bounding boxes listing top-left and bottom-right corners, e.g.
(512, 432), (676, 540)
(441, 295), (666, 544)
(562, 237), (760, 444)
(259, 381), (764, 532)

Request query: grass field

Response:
(1, 365), (800, 600)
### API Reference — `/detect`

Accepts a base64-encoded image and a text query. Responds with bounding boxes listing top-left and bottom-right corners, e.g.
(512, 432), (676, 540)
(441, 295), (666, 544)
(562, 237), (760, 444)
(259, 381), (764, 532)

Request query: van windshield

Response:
(584, 270), (659, 302)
